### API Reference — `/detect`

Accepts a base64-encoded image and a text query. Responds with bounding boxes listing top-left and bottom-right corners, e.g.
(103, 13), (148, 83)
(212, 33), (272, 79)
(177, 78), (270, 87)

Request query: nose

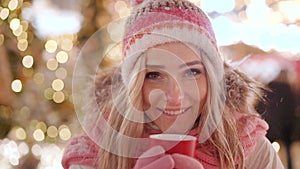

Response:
(165, 78), (183, 105)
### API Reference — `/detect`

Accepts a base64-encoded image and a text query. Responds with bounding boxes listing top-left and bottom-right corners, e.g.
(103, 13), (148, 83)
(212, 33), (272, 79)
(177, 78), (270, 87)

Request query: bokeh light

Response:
(11, 79), (22, 93)
(55, 51), (68, 63)
(47, 126), (58, 138)
(44, 88), (55, 100)
(52, 91), (65, 103)
(8, 0), (19, 11)
(272, 141), (281, 152)
(59, 127), (71, 141)
(17, 39), (28, 51)
(13, 25), (23, 36)
(22, 67), (33, 77)
(2, 140), (21, 166)
(33, 73), (45, 85)
(46, 59), (58, 71)
(0, 8), (10, 20)
(52, 79), (64, 91)
(107, 21), (124, 42)
(21, 21), (29, 31)
(33, 129), (45, 142)
(55, 67), (67, 79)
(17, 32), (27, 41)
(15, 127), (27, 140)
(31, 144), (42, 157)
(45, 40), (58, 53)
(20, 106), (30, 119)
(18, 142), (29, 156)
(22, 55), (34, 68)
(10, 18), (21, 31)
(60, 38), (73, 51)
(114, 1), (131, 17)
(36, 122), (47, 132)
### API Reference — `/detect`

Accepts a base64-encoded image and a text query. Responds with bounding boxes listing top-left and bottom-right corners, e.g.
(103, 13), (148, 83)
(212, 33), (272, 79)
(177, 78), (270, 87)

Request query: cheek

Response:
(199, 84), (208, 102)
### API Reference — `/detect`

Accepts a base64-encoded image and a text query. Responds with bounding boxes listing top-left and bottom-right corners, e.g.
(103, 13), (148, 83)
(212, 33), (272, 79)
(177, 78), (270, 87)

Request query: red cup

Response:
(149, 134), (197, 157)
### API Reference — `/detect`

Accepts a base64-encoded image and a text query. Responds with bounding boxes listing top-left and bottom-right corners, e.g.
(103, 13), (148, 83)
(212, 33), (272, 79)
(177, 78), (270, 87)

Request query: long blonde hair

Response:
(96, 50), (264, 169)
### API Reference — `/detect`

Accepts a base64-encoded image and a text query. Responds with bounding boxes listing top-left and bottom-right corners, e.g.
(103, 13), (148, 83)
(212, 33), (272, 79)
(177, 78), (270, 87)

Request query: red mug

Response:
(149, 134), (197, 157)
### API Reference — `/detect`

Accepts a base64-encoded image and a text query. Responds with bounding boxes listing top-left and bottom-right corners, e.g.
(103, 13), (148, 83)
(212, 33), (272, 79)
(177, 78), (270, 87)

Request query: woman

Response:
(62, 0), (284, 168)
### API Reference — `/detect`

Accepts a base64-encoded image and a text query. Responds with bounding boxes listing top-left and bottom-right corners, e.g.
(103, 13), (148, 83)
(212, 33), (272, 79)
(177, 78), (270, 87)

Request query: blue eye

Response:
(145, 72), (161, 79)
(184, 68), (202, 77)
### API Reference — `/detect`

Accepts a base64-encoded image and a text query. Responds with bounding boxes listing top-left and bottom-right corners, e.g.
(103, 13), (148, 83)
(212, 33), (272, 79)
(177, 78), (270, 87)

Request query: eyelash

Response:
(145, 68), (202, 80)
(184, 68), (202, 77)
(145, 72), (161, 80)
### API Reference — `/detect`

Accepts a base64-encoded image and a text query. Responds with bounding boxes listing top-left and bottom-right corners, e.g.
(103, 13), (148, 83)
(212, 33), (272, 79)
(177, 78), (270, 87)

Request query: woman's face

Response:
(142, 42), (208, 133)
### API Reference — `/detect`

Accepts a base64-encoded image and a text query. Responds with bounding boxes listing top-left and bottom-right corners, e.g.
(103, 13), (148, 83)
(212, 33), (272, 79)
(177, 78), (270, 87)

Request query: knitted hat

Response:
(121, 0), (222, 85)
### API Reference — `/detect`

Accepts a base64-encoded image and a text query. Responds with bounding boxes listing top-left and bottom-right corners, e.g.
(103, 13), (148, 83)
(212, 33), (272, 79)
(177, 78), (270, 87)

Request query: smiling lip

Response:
(157, 107), (190, 116)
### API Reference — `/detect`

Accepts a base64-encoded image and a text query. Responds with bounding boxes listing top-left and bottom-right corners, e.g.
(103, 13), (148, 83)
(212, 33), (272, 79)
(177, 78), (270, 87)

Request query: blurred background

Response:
(0, 0), (299, 168)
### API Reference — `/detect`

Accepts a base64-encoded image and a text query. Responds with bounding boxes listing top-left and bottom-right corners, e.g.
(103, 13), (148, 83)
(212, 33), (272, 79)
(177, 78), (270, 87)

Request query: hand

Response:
(172, 154), (204, 169)
(134, 146), (175, 169)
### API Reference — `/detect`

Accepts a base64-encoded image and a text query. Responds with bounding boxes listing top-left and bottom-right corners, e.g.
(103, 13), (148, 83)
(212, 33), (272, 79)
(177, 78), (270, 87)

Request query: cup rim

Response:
(149, 134), (197, 141)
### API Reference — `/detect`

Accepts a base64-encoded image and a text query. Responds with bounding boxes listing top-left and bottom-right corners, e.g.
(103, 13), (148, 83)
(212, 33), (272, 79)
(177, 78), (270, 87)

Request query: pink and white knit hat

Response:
(121, 0), (222, 85)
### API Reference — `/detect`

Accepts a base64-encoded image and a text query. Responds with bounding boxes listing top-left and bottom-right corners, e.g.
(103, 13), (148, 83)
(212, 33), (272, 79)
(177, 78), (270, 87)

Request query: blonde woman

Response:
(62, 0), (284, 168)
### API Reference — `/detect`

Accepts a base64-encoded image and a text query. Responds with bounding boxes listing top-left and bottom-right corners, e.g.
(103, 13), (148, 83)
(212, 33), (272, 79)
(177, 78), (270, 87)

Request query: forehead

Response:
(145, 42), (201, 64)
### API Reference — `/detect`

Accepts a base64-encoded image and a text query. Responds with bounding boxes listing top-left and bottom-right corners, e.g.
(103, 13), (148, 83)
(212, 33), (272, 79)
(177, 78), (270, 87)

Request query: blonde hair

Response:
(96, 49), (264, 169)
(97, 55), (146, 169)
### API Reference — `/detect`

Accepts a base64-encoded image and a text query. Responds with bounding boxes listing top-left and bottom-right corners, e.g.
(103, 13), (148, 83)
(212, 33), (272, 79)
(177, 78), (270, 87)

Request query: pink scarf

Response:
(62, 115), (268, 169)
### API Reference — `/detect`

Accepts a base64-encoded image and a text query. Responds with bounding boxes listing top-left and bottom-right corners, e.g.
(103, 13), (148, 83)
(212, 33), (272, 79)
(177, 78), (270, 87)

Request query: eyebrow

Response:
(146, 60), (203, 69)
(179, 60), (203, 68)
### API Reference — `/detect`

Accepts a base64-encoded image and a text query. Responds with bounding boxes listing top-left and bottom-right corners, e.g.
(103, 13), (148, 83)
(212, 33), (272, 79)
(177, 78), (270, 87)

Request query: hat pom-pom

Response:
(132, 0), (144, 6)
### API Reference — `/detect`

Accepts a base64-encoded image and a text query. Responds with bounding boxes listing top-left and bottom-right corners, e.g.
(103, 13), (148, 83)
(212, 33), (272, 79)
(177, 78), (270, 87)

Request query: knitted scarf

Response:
(62, 114), (268, 169)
